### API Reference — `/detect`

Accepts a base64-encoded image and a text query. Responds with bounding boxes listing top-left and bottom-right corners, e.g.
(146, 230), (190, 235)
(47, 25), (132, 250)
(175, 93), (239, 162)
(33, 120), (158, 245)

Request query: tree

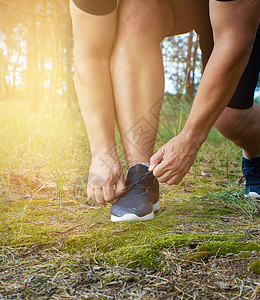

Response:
(162, 31), (202, 100)
(0, 0), (74, 108)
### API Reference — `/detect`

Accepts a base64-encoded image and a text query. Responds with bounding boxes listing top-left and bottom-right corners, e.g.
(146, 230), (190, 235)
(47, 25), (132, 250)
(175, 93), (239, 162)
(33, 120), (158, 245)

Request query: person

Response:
(70, 0), (260, 222)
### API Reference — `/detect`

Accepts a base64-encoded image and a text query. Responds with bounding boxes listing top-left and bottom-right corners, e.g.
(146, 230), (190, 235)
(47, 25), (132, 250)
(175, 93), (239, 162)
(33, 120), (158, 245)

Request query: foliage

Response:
(0, 0), (74, 104)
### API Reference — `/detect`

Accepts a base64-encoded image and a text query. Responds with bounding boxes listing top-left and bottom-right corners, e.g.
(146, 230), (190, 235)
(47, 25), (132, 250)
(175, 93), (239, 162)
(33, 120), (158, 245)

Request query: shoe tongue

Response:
(135, 164), (143, 173)
(126, 164), (148, 183)
(243, 156), (260, 174)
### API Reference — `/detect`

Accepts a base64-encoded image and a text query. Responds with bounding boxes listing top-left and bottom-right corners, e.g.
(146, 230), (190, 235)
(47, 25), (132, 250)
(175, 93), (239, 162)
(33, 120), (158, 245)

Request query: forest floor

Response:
(0, 98), (259, 299)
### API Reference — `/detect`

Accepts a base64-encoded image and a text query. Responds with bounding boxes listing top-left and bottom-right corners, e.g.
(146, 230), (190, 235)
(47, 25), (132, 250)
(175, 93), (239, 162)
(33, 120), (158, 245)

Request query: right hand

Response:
(149, 129), (203, 185)
(87, 153), (125, 204)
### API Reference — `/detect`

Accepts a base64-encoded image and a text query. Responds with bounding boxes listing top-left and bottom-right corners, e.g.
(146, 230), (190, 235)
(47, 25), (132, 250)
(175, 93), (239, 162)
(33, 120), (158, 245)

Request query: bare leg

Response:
(215, 104), (260, 158)
(70, 1), (125, 204)
(111, 0), (174, 167)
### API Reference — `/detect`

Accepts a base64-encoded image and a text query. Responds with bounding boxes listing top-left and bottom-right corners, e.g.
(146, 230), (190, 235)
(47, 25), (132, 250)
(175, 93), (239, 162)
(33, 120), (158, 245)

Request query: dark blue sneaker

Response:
(242, 156), (260, 199)
(110, 164), (160, 222)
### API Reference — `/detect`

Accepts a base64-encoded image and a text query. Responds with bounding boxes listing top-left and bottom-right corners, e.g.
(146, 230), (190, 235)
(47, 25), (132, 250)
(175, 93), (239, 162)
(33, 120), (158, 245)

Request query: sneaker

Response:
(242, 156), (260, 199)
(110, 164), (160, 222)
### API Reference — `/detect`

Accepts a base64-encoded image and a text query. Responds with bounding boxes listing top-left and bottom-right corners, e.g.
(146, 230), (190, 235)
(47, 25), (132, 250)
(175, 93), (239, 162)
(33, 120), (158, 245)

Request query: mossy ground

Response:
(0, 97), (259, 299)
(1, 174), (259, 271)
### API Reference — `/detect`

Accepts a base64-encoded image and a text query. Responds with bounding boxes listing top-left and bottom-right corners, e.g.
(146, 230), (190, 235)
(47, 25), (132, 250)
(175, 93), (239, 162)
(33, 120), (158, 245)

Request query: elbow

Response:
(213, 33), (255, 68)
(235, 33), (255, 60)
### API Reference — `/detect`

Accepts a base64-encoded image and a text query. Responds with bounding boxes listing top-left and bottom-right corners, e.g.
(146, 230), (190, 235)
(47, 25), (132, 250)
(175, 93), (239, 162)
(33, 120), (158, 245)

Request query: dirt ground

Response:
(0, 244), (259, 300)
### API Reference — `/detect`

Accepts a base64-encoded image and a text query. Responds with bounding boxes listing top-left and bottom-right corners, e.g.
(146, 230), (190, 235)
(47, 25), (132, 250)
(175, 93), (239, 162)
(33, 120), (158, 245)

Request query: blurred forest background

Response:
(0, 0), (211, 108)
(0, 0), (218, 201)
(0, 0), (74, 107)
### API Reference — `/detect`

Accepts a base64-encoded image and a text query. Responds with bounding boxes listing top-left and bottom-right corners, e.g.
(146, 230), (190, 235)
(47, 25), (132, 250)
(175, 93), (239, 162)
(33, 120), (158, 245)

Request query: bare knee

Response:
(215, 107), (252, 138)
(116, 0), (173, 46)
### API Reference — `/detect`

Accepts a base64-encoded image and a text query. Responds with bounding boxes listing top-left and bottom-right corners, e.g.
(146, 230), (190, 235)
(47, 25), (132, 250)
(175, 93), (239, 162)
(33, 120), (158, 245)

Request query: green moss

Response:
(197, 241), (260, 256)
(0, 183), (258, 271)
(90, 232), (241, 269)
(237, 251), (255, 259)
(105, 247), (163, 270)
(205, 207), (233, 215)
(182, 252), (210, 264)
(0, 223), (61, 245)
(249, 260), (260, 274)
(158, 197), (234, 221)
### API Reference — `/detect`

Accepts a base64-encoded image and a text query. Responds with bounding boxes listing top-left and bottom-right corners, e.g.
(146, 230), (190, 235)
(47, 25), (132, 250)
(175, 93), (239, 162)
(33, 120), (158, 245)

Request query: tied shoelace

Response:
(115, 171), (154, 200)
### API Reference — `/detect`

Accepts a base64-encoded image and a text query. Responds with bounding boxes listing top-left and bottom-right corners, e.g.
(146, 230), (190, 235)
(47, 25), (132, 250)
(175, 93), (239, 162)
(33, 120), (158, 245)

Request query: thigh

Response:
(116, 0), (174, 43)
(70, 0), (117, 65)
(168, 0), (214, 65)
(168, 0), (210, 36)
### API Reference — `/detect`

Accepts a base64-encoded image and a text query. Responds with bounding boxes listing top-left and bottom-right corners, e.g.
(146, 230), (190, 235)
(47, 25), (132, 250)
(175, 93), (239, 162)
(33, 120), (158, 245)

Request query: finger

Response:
(103, 185), (114, 202)
(166, 171), (185, 185)
(157, 170), (173, 183)
(166, 176), (181, 186)
(87, 184), (94, 200)
(95, 187), (105, 204)
(152, 160), (169, 178)
(114, 175), (126, 197)
(149, 148), (164, 172)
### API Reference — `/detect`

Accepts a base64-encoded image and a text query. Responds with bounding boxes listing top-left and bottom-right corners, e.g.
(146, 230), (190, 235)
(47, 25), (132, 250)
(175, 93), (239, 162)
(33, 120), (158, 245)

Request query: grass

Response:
(0, 95), (259, 275)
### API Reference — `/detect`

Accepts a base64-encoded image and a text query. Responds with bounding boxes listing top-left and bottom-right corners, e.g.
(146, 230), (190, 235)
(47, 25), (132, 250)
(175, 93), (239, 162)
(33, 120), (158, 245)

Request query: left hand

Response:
(149, 130), (202, 185)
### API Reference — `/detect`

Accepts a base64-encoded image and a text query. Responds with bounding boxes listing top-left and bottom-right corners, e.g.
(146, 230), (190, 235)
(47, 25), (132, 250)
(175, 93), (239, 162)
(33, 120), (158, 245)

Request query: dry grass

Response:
(0, 245), (259, 299)
(0, 97), (259, 299)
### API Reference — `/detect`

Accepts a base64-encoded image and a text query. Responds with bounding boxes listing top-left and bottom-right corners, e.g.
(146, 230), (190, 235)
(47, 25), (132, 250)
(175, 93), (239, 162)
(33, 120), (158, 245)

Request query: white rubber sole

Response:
(245, 192), (260, 199)
(111, 202), (160, 223)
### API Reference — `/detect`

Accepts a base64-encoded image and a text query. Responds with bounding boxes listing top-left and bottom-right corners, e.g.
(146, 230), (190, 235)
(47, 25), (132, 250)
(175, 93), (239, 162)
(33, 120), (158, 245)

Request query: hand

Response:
(149, 130), (202, 185)
(87, 152), (125, 204)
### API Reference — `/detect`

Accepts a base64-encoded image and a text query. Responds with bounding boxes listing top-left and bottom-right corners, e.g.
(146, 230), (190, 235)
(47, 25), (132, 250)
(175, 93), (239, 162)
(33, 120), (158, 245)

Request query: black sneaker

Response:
(242, 156), (260, 199)
(110, 164), (160, 222)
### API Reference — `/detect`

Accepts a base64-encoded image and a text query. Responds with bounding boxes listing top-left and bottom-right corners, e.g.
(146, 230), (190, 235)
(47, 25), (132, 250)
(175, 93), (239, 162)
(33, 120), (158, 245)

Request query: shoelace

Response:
(238, 176), (245, 185)
(239, 161), (260, 185)
(115, 171), (154, 200)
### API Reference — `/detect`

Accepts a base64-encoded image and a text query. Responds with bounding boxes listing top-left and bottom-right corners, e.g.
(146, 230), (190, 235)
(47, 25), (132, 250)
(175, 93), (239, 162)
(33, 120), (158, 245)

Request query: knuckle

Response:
(166, 180), (175, 186)
(105, 196), (113, 202)
(104, 191), (114, 202)
(166, 177), (178, 185)
(158, 177), (165, 183)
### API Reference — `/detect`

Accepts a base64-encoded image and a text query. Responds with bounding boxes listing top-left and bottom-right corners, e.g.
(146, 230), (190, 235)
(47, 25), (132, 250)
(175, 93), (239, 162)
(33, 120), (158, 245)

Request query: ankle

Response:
(127, 162), (150, 169)
(242, 150), (260, 160)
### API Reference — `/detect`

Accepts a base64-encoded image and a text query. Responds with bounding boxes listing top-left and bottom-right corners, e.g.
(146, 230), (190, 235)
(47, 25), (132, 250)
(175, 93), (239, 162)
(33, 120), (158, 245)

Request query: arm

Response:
(184, 0), (259, 140)
(150, 0), (260, 184)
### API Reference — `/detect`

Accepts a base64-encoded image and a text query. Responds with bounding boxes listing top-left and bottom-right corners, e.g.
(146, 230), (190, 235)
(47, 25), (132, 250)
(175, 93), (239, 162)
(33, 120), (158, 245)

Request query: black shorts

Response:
(72, 0), (260, 109)
(72, 0), (117, 15)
